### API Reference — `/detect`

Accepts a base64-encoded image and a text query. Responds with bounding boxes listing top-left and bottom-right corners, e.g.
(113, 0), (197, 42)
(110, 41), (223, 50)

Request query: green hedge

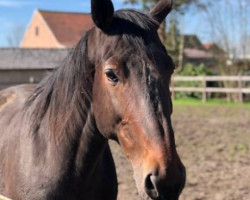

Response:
(175, 64), (212, 99)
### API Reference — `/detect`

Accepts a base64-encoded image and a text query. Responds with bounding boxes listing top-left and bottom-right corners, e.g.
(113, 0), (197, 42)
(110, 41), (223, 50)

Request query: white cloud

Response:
(0, 0), (33, 7)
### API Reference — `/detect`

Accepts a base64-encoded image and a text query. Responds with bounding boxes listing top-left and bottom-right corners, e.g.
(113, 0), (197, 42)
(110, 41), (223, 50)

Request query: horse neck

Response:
(72, 109), (108, 177)
(29, 100), (108, 183)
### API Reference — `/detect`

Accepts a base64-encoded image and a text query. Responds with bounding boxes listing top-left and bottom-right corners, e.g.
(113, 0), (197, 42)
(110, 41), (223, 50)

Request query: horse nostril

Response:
(144, 174), (159, 199)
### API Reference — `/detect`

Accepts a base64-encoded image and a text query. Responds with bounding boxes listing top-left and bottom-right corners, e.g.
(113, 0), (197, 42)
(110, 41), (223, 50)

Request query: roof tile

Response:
(0, 48), (69, 70)
(39, 10), (93, 47)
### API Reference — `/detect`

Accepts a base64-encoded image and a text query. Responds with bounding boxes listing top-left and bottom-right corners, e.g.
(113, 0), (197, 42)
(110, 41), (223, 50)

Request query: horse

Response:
(0, 0), (185, 199)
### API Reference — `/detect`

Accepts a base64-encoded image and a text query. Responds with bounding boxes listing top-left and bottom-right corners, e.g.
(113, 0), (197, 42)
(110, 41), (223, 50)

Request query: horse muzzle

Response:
(143, 162), (186, 200)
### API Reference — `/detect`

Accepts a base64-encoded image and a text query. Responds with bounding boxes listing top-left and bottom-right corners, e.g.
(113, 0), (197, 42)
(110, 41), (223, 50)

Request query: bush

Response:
(174, 64), (212, 99)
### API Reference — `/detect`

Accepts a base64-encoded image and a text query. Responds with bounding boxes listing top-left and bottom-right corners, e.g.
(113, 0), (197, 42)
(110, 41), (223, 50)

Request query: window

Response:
(35, 26), (39, 36)
(29, 76), (34, 83)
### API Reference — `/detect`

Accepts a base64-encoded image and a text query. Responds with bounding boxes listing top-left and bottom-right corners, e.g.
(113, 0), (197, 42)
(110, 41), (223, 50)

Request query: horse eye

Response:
(105, 69), (119, 83)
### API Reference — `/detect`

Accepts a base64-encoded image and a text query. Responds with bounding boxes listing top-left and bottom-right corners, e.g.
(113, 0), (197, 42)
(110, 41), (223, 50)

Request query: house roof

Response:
(203, 43), (214, 50)
(183, 35), (205, 50)
(203, 43), (226, 55)
(184, 48), (213, 59)
(38, 10), (93, 47)
(0, 48), (70, 70)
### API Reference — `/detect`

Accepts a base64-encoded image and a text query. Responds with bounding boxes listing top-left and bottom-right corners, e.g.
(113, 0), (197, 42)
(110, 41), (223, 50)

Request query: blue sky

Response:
(0, 0), (209, 47)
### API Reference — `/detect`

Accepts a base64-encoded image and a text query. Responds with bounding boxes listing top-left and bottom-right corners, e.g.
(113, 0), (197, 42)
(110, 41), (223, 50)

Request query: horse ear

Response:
(91, 0), (114, 32)
(149, 0), (172, 28)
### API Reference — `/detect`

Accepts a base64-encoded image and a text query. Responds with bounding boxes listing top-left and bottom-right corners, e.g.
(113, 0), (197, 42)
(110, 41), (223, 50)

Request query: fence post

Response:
(202, 76), (207, 102)
(238, 76), (243, 103)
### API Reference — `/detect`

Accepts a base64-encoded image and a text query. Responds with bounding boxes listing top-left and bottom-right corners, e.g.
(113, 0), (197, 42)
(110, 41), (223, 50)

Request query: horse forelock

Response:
(96, 9), (175, 73)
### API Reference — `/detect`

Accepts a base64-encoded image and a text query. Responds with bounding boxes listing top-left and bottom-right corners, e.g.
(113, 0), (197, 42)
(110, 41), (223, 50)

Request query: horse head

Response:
(88, 0), (185, 199)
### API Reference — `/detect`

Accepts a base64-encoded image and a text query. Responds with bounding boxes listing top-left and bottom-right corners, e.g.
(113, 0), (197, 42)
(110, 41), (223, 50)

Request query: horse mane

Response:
(26, 32), (94, 141)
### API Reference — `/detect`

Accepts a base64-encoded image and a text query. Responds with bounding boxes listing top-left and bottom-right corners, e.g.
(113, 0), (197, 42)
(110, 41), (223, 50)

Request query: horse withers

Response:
(0, 0), (185, 199)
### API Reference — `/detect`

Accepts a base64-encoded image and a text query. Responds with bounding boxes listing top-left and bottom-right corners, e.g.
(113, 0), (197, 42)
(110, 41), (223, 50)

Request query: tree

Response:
(6, 25), (25, 47)
(204, 0), (250, 74)
(124, 0), (205, 38)
(124, 0), (205, 13)
(203, 0), (250, 101)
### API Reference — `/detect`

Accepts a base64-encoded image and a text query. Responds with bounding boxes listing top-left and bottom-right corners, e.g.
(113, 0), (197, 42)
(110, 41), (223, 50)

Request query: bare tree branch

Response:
(5, 25), (25, 47)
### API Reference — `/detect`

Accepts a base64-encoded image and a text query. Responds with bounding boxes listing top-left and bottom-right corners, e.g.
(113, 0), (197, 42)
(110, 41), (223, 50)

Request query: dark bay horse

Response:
(0, 0), (185, 199)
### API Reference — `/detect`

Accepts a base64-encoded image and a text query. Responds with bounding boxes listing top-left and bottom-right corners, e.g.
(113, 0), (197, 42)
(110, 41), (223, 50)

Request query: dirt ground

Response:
(109, 104), (250, 200)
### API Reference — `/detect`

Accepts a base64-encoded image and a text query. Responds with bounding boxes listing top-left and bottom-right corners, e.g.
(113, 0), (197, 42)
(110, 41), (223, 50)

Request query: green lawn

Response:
(172, 97), (250, 107)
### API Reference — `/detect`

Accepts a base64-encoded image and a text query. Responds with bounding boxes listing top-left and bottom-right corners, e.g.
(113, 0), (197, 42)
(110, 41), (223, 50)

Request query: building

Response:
(20, 10), (93, 48)
(183, 35), (206, 50)
(0, 48), (69, 90)
(181, 35), (226, 74)
(203, 43), (226, 55)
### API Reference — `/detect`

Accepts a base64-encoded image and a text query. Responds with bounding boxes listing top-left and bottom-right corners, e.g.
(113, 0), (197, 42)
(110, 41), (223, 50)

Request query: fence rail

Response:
(170, 76), (250, 102)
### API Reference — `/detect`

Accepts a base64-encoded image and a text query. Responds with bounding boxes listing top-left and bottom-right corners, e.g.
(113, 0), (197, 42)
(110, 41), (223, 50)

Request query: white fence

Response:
(170, 76), (250, 102)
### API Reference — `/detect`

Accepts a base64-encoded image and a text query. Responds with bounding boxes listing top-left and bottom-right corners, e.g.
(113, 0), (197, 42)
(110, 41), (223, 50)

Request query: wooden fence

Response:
(170, 76), (250, 102)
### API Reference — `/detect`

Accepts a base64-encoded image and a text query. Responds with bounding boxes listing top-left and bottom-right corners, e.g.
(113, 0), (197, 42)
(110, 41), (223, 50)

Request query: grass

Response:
(172, 97), (250, 107)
